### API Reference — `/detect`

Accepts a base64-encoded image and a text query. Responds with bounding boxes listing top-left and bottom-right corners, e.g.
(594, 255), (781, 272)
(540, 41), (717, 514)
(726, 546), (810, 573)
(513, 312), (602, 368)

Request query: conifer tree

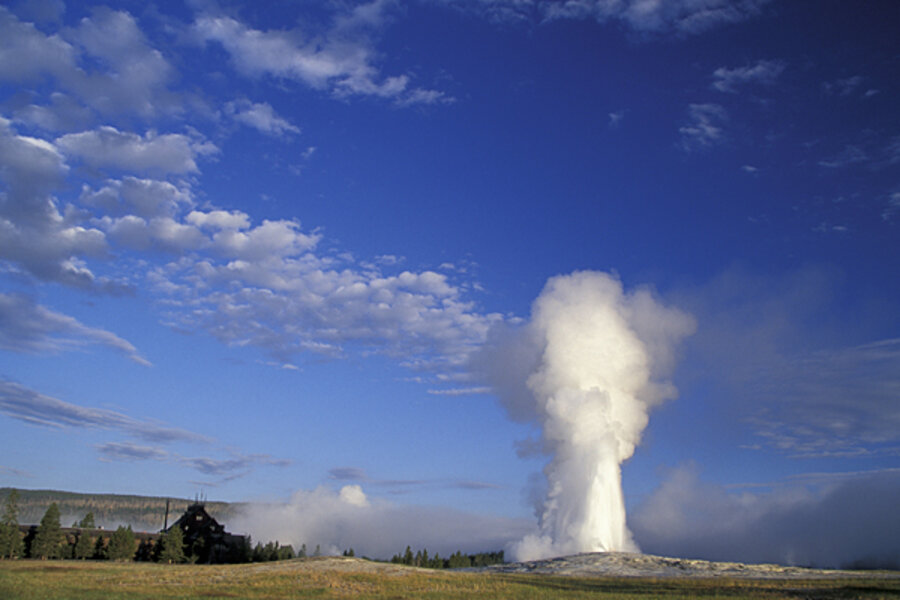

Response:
(0, 489), (25, 559)
(31, 503), (63, 559)
(107, 525), (135, 561)
(298, 543), (307, 558)
(74, 531), (94, 559)
(158, 526), (186, 564)
(78, 513), (96, 529)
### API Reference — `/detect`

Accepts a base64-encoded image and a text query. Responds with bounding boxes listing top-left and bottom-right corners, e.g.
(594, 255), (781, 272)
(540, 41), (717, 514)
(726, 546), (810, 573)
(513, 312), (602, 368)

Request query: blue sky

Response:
(1, 0), (899, 565)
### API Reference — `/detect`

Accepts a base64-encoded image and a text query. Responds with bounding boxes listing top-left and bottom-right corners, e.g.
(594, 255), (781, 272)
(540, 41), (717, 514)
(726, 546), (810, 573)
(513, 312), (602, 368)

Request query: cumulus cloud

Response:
(57, 126), (217, 174)
(79, 177), (193, 219)
(0, 380), (205, 443)
(0, 293), (150, 365)
(225, 99), (300, 137)
(679, 103), (727, 150)
(0, 117), (122, 290)
(711, 59), (784, 92)
(193, 1), (446, 105)
(0, 6), (177, 119)
(631, 464), (900, 569)
(231, 485), (533, 558)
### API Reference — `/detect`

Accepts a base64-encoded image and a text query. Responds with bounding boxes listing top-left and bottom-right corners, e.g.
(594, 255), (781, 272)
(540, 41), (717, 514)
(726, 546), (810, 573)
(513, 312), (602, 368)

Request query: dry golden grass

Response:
(1, 557), (899, 599)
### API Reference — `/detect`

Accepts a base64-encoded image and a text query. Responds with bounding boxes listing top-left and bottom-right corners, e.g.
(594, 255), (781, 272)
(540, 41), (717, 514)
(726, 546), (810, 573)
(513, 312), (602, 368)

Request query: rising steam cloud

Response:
(484, 271), (695, 561)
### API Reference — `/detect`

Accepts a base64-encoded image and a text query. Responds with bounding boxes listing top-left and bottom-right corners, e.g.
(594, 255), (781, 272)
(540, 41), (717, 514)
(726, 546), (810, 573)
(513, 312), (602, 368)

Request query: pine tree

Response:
(297, 543), (307, 558)
(31, 503), (63, 559)
(73, 531), (94, 559)
(0, 489), (25, 559)
(158, 526), (186, 564)
(313, 544), (321, 557)
(107, 526), (135, 561)
(78, 513), (96, 529)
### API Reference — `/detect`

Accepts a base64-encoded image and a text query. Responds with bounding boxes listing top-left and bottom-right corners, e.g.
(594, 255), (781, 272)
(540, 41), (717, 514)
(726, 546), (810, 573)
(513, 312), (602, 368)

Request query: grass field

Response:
(2, 558), (899, 599)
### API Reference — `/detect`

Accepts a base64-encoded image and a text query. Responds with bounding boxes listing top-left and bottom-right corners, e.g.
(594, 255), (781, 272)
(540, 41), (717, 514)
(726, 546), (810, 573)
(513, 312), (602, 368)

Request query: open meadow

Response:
(2, 557), (900, 600)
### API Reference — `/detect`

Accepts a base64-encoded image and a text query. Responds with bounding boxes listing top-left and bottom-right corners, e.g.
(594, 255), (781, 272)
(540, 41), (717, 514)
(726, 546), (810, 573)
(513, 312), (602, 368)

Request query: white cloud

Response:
(632, 464), (900, 569)
(187, 209), (252, 231)
(0, 6), (76, 82)
(57, 126), (217, 174)
(711, 59), (784, 92)
(817, 144), (868, 168)
(542, 0), (772, 35)
(225, 99), (300, 137)
(0, 117), (120, 290)
(0, 7), (177, 119)
(679, 103), (727, 150)
(193, 2), (445, 105)
(608, 110), (625, 128)
(80, 176), (193, 219)
(823, 75), (864, 96)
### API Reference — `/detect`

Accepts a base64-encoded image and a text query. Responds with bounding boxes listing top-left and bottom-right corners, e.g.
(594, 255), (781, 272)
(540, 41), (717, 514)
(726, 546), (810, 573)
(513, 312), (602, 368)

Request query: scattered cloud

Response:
(741, 165), (758, 173)
(542, 0), (772, 35)
(97, 441), (169, 462)
(679, 103), (727, 150)
(225, 99), (301, 137)
(632, 464), (900, 569)
(882, 191), (900, 221)
(180, 453), (291, 477)
(608, 110), (625, 128)
(711, 59), (784, 92)
(0, 6), (178, 119)
(426, 386), (492, 396)
(327, 466), (502, 494)
(822, 75), (864, 96)
(193, 2), (445, 106)
(57, 126), (217, 174)
(0, 293), (150, 365)
(818, 144), (868, 168)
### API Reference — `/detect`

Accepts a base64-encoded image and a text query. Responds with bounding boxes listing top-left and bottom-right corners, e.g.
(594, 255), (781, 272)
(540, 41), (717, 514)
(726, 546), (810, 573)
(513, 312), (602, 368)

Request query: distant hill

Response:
(0, 488), (238, 533)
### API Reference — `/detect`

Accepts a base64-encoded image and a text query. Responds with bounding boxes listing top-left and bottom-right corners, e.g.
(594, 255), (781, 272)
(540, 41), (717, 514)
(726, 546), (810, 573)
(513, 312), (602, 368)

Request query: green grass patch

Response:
(2, 559), (899, 599)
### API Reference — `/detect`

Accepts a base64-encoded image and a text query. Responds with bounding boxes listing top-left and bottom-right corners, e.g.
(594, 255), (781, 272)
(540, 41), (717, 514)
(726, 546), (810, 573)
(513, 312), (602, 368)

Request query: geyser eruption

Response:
(495, 272), (695, 561)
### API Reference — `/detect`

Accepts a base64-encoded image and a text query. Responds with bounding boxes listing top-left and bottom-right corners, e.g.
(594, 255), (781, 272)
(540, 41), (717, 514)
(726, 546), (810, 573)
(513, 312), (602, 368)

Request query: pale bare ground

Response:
(237, 553), (900, 580)
(482, 552), (900, 579)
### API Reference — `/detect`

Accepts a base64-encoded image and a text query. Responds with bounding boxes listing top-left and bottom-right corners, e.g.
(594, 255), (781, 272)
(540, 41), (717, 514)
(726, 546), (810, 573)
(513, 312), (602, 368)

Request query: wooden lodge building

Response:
(162, 502), (248, 564)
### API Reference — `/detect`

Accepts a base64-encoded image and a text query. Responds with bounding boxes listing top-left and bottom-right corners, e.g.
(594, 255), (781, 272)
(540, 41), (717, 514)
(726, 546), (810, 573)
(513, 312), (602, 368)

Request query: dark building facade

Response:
(164, 503), (247, 564)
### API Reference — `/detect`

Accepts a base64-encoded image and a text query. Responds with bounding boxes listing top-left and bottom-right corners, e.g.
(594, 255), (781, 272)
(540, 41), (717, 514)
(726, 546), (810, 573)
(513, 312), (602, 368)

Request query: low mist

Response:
(631, 465), (900, 569)
(230, 485), (532, 559)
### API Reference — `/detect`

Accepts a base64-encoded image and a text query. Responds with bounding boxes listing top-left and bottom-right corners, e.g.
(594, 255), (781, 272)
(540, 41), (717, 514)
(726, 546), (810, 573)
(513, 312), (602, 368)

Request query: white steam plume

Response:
(485, 271), (695, 561)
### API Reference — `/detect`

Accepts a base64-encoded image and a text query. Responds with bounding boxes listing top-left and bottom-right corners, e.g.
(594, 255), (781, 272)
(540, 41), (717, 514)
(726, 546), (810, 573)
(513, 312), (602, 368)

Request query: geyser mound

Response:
(485, 271), (695, 561)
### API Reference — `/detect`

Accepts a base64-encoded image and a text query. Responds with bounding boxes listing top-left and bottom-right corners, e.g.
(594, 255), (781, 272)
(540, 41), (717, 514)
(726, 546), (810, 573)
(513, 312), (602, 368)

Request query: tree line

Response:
(0, 490), (294, 564)
(1, 490), (506, 567)
(390, 546), (505, 569)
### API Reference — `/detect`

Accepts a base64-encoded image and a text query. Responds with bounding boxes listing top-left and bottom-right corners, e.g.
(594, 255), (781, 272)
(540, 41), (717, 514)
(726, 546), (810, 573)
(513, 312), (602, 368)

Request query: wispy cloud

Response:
(542, 0), (772, 35)
(674, 267), (900, 459)
(224, 99), (301, 137)
(0, 293), (150, 366)
(327, 466), (501, 494)
(679, 103), (727, 150)
(711, 59), (784, 92)
(193, 1), (447, 106)
(0, 380), (206, 443)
